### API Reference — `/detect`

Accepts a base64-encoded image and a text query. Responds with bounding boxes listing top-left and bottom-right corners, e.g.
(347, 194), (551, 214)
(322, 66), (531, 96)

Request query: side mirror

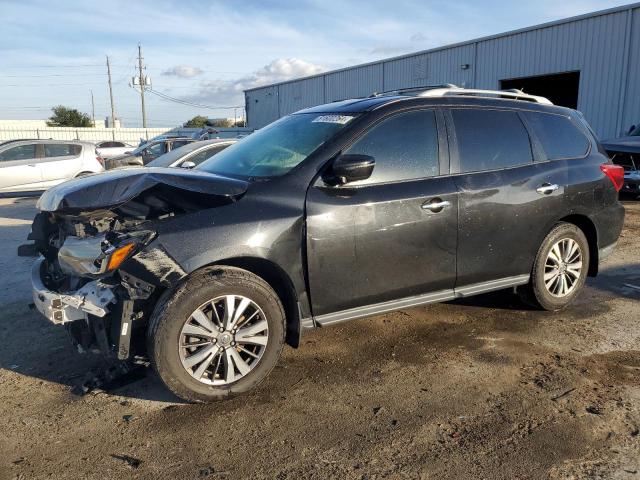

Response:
(180, 161), (196, 169)
(330, 154), (375, 184)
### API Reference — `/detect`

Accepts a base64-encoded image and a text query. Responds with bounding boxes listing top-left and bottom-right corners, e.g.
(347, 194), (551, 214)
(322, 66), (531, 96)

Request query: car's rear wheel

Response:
(519, 222), (589, 311)
(147, 267), (285, 403)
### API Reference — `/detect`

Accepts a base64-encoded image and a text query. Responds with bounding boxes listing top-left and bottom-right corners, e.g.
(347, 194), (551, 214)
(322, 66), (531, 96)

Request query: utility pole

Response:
(106, 55), (116, 127)
(137, 44), (147, 128)
(90, 89), (96, 127)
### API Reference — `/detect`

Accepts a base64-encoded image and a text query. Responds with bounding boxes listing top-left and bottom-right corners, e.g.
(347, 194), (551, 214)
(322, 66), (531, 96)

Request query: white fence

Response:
(0, 127), (172, 143)
(0, 126), (255, 143)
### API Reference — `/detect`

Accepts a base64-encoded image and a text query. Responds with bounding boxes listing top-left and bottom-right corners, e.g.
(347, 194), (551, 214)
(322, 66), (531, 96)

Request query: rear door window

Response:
(451, 109), (533, 173)
(44, 144), (81, 157)
(523, 111), (590, 160)
(344, 109), (439, 184)
(0, 144), (37, 162)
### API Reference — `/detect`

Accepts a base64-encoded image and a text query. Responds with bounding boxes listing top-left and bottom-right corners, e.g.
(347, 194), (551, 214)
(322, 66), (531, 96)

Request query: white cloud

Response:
(162, 65), (203, 78)
(410, 32), (427, 42)
(185, 58), (325, 106)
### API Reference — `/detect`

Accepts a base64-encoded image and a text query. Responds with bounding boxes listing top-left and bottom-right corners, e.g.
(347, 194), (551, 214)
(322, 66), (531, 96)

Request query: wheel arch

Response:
(193, 257), (302, 348)
(557, 214), (599, 277)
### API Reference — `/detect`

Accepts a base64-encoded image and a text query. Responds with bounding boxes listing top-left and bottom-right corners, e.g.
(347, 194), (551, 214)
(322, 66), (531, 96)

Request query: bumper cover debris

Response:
(31, 258), (115, 324)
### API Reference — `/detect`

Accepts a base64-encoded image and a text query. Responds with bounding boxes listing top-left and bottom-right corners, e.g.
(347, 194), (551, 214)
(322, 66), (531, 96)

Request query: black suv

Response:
(26, 87), (625, 402)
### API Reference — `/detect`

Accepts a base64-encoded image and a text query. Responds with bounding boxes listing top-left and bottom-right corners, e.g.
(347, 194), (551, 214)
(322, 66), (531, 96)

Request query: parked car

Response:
(95, 141), (135, 159)
(24, 87), (625, 402)
(145, 139), (237, 169)
(602, 124), (640, 195)
(0, 140), (103, 195)
(105, 137), (197, 169)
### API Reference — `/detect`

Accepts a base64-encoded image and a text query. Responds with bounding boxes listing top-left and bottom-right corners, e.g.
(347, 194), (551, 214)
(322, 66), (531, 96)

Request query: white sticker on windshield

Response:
(312, 115), (354, 124)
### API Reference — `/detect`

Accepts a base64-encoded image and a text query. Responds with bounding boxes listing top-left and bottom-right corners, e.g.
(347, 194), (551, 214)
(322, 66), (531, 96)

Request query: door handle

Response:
(536, 183), (559, 195)
(422, 198), (451, 213)
(27, 164), (37, 167)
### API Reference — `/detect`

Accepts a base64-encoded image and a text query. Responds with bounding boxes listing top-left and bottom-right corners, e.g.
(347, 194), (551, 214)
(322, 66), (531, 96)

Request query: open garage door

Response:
(500, 71), (580, 109)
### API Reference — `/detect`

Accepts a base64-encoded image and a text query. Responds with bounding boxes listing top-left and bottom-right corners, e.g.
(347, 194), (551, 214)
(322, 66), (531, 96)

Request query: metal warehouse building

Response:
(244, 3), (640, 139)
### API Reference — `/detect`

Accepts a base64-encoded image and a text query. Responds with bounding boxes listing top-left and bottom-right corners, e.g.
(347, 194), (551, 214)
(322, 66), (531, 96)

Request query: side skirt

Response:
(310, 274), (530, 327)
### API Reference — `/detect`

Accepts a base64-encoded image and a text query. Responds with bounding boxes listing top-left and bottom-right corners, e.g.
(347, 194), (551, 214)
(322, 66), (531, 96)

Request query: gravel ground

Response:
(0, 197), (638, 480)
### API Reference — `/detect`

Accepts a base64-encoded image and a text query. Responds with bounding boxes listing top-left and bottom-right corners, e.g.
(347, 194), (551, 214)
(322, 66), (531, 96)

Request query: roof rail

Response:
(369, 84), (459, 98)
(417, 86), (553, 104)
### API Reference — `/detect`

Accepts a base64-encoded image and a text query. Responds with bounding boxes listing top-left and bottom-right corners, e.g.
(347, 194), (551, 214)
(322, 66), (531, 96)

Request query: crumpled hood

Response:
(37, 167), (249, 212)
(602, 136), (640, 153)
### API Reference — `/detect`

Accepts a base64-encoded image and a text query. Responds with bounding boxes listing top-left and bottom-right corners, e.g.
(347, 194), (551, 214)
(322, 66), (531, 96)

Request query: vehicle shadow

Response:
(1, 262), (637, 405)
(0, 299), (184, 403)
(447, 262), (640, 311)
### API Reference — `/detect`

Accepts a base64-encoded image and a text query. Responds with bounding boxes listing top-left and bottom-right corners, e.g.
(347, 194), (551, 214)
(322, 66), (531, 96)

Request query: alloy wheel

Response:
(179, 295), (269, 385)
(544, 238), (583, 297)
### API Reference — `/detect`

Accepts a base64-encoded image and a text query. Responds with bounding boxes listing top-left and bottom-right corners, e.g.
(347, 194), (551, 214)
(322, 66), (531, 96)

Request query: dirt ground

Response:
(0, 197), (638, 480)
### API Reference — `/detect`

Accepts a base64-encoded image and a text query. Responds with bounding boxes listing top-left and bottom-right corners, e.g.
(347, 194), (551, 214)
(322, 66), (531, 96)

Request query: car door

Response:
(306, 109), (458, 319)
(0, 143), (42, 192)
(447, 107), (569, 288)
(39, 143), (83, 186)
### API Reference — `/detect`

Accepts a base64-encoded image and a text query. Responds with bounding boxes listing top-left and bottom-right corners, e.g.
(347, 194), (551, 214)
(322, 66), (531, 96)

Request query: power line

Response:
(145, 88), (242, 110)
(0, 73), (109, 78)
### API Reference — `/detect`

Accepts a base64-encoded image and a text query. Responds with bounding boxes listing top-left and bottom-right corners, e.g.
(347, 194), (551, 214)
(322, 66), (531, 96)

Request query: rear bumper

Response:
(31, 258), (115, 325)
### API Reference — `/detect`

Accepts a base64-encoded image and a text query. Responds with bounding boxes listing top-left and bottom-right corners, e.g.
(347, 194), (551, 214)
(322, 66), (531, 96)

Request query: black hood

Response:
(37, 167), (249, 212)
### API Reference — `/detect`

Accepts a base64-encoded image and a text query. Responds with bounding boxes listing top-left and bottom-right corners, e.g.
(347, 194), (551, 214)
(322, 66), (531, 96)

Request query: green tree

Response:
(206, 118), (234, 128)
(234, 120), (247, 127)
(184, 115), (209, 128)
(46, 105), (93, 127)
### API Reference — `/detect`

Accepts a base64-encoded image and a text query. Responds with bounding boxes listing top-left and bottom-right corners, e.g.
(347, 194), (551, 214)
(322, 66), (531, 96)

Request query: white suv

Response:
(0, 140), (104, 195)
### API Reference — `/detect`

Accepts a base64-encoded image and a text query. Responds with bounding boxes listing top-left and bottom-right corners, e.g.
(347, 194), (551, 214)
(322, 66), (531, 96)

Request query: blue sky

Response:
(0, 0), (632, 127)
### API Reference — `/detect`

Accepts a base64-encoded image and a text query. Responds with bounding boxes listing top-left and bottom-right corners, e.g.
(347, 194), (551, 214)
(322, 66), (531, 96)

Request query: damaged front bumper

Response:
(31, 257), (116, 324)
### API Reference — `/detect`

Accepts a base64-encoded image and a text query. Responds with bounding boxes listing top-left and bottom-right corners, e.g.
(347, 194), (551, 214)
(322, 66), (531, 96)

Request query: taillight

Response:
(600, 164), (624, 192)
(96, 156), (105, 167)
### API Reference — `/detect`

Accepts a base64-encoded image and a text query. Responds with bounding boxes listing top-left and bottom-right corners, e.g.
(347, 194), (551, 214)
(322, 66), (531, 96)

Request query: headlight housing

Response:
(57, 230), (155, 278)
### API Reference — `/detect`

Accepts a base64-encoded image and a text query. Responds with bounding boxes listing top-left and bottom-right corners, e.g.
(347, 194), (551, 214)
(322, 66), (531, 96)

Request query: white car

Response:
(0, 140), (104, 195)
(95, 140), (134, 159)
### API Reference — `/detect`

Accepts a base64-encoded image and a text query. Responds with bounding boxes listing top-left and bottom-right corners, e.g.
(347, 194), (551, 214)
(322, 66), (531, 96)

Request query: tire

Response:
(147, 266), (285, 403)
(519, 222), (590, 311)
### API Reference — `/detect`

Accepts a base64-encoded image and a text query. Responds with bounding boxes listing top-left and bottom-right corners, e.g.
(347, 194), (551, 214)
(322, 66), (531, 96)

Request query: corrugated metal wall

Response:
(622, 8), (640, 134)
(245, 5), (639, 139)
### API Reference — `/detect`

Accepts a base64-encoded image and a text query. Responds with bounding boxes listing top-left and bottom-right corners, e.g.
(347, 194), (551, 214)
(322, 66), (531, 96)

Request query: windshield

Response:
(146, 141), (205, 167)
(197, 113), (354, 178)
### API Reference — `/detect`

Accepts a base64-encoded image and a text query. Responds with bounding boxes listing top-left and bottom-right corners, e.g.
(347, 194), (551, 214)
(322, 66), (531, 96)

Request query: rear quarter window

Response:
(451, 109), (533, 173)
(523, 111), (590, 160)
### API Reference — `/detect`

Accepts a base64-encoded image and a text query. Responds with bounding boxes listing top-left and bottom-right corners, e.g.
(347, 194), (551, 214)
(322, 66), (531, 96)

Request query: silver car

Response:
(0, 140), (104, 195)
(145, 138), (237, 168)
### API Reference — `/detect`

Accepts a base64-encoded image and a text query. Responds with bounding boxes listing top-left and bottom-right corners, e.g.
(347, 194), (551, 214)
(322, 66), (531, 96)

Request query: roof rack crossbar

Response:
(416, 86), (553, 104)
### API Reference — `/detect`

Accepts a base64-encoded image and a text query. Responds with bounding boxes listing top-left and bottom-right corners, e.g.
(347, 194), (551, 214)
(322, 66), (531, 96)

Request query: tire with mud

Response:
(147, 266), (285, 403)
(519, 222), (590, 311)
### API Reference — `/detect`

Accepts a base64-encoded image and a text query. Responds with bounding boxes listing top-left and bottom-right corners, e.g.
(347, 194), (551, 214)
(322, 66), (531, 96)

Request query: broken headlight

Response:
(57, 230), (155, 278)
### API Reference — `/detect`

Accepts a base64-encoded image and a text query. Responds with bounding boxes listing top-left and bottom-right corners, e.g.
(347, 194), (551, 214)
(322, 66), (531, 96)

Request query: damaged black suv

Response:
(26, 87), (625, 402)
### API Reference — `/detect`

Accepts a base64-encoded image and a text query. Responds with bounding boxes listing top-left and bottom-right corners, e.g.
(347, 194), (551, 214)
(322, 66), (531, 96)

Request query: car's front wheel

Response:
(147, 267), (285, 403)
(519, 222), (590, 311)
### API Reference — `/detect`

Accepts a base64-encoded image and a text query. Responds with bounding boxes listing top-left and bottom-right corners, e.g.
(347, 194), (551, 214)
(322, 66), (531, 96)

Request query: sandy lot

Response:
(0, 197), (638, 480)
